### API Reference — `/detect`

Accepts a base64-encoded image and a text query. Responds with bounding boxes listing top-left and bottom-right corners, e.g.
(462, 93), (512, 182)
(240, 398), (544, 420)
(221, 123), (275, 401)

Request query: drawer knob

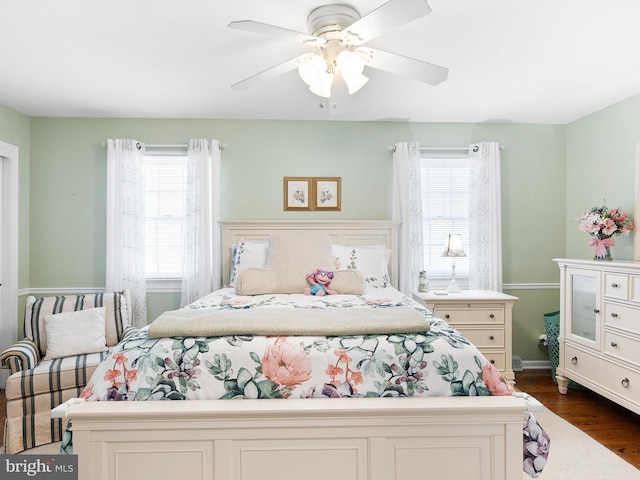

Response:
(593, 308), (600, 314)
(490, 359), (495, 364)
(611, 312), (618, 318)
(571, 356), (578, 365)
(489, 314), (495, 319)
(611, 341), (618, 348)
(445, 314), (450, 319)
(622, 378), (630, 389)
(611, 283), (619, 288)
(489, 335), (495, 340)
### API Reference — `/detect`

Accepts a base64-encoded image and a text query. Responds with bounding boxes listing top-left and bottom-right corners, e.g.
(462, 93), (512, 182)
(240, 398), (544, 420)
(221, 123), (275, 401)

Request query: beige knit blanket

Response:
(147, 307), (429, 338)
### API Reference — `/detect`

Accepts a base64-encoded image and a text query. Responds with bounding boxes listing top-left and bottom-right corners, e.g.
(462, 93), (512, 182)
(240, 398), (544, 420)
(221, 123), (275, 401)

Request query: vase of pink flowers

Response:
(578, 204), (634, 260)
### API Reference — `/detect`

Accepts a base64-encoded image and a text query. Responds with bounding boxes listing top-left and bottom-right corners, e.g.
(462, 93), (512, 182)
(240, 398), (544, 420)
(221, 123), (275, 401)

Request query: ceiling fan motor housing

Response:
(307, 4), (360, 38)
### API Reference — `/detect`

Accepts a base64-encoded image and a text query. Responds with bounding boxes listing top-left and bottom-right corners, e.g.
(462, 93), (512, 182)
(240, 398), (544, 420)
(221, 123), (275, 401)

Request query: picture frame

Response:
(312, 177), (341, 211)
(284, 177), (312, 211)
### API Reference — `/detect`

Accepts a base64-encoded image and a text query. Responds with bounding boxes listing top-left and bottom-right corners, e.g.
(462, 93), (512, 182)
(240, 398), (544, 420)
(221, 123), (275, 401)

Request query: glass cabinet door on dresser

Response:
(565, 267), (601, 349)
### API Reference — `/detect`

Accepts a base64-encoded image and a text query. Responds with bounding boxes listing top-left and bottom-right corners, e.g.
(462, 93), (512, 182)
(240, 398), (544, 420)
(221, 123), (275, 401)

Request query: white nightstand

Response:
(412, 290), (518, 385)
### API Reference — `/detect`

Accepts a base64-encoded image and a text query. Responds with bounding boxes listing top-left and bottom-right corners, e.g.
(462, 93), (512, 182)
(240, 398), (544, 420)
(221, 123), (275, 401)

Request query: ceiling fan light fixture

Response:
(342, 72), (368, 95)
(336, 50), (370, 94)
(298, 54), (326, 84)
(298, 53), (333, 98)
(308, 72), (333, 97)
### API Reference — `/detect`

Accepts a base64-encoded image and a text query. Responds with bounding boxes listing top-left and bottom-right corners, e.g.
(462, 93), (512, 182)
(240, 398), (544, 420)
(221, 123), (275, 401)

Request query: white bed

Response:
(53, 220), (539, 480)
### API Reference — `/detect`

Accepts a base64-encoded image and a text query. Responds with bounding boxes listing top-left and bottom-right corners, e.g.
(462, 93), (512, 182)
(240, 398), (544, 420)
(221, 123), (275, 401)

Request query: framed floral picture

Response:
(284, 177), (312, 211)
(312, 177), (341, 211)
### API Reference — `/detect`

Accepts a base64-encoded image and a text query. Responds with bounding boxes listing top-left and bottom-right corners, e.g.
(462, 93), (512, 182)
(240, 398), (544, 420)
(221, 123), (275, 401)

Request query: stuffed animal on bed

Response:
(305, 269), (337, 296)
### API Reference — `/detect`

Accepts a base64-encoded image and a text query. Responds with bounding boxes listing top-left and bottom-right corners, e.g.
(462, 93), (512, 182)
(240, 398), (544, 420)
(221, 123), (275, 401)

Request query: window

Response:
(143, 151), (188, 279)
(420, 154), (470, 288)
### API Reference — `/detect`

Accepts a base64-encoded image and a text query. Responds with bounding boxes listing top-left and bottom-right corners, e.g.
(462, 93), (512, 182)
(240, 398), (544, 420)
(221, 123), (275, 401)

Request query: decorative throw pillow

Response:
(43, 307), (108, 360)
(265, 231), (336, 293)
(332, 244), (391, 288)
(24, 292), (129, 356)
(235, 231), (337, 295)
(228, 240), (269, 286)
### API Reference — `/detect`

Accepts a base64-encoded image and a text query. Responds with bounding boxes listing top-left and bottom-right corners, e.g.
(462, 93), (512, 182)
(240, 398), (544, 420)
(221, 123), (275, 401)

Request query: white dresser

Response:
(555, 258), (640, 415)
(412, 290), (517, 385)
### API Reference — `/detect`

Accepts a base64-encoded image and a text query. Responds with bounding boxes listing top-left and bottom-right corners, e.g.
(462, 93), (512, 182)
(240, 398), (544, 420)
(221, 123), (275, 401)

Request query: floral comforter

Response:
(64, 287), (549, 477)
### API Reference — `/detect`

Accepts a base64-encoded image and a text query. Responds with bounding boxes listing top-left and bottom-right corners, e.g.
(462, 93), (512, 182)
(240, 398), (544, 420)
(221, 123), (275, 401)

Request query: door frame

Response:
(0, 140), (19, 388)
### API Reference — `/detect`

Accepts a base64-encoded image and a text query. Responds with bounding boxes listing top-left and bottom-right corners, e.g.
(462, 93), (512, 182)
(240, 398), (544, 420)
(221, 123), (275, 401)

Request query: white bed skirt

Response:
(56, 396), (528, 480)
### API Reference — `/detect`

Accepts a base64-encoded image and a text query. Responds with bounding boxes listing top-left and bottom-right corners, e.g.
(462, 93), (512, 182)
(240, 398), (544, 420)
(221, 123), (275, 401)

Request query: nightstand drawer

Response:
(432, 308), (504, 325)
(455, 327), (505, 348)
(478, 351), (506, 370)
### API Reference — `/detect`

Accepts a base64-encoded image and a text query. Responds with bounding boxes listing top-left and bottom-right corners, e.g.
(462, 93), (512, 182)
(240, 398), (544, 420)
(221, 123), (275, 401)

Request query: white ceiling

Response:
(2, 0), (640, 124)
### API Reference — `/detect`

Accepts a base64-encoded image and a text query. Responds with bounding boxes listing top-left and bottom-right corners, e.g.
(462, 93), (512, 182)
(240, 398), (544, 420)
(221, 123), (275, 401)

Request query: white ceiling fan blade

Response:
(366, 48), (448, 86)
(231, 56), (303, 91)
(340, 0), (432, 45)
(228, 20), (326, 47)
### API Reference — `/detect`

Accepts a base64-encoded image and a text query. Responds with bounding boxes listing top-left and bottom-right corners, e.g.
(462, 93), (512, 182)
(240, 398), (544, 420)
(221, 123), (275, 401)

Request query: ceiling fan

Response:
(228, 0), (448, 114)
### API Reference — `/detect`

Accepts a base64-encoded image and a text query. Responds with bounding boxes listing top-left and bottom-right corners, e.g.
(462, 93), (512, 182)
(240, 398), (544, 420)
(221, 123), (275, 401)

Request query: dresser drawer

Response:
(603, 301), (639, 332)
(604, 331), (640, 367)
(564, 344), (640, 405)
(478, 350), (506, 371)
(455, 327), (505, 348)
(604, 272), (629, 300)
(631, 276), (640, 303)
(432, 308), (504, 325)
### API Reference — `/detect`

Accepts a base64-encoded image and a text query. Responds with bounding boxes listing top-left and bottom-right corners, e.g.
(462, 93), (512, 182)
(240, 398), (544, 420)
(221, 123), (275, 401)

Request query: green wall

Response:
(2, 107), (579, 362)
(566, 94), (640, 260)
(24, 118), (566, 361)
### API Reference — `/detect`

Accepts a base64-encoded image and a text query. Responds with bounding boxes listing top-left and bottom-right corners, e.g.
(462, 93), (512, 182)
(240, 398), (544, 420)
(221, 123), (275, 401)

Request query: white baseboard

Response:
(522, 360), (551, 370)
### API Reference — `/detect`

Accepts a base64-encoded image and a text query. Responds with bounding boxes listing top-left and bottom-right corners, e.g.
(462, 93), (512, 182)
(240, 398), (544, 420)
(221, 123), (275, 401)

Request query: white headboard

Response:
(220, 221), (400, 288)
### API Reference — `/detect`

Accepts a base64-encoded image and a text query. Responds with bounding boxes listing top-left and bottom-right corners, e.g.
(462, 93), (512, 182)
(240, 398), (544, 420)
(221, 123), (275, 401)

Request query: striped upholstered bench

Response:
(0, 291), (138, 454)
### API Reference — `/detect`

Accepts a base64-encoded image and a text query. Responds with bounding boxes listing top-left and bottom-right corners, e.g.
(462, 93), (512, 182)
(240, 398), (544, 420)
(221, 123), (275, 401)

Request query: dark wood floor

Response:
(1, 369), (639, 469)
(516, 369), (640, 469)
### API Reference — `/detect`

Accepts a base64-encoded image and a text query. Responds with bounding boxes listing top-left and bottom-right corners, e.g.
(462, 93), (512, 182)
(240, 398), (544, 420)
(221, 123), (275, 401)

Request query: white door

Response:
(0, 141), (19, 388)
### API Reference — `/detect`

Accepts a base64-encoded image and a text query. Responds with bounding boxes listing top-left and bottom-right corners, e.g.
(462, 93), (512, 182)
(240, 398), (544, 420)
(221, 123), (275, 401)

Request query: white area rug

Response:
(526, 408), (640, 480)
(7, 408), (640, 480)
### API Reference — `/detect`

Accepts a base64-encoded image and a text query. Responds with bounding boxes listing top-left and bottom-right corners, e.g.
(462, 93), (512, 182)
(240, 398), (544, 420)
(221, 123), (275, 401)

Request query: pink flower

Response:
(125, 369), (138, 383)
(334, 350), (352, 364)
(602, 218), (617, 236)
(104, 369), (123, 388)
(262, 337), (312, 387)
(325, 365), (344, 377)
(482, 363), (514, 396)
(578, 205), (633, 238)
(112, 352), (128, 364)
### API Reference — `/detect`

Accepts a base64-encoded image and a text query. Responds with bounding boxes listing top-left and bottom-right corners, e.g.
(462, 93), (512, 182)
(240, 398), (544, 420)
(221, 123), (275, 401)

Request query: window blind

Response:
(144, 154), (188, 277)
(420, 157), (470, 280)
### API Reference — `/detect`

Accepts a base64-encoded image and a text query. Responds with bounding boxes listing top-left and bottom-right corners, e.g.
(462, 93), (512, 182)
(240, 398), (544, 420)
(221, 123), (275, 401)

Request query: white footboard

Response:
(59, 396), (528, 480)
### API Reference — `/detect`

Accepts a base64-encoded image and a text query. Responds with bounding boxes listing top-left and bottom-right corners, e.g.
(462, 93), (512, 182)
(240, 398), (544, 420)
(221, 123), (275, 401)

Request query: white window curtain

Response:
(468, 141), (503, 291)
(106, 139), (148, 327)
(180, 139), (221, 306)
(392, 142), (424, 294)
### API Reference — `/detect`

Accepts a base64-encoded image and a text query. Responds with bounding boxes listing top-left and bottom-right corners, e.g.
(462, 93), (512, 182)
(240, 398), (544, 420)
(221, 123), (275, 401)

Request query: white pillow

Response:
(332, 244), (391, 288)
(43, 307), (108, 360)
(229, 240), (269, 286)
